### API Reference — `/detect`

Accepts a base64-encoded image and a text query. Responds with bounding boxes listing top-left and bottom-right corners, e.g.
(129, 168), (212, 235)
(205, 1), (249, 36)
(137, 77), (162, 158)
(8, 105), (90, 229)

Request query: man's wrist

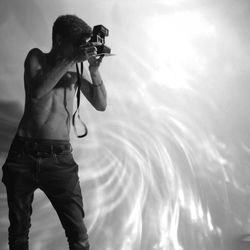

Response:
(89, 65), (99, 74)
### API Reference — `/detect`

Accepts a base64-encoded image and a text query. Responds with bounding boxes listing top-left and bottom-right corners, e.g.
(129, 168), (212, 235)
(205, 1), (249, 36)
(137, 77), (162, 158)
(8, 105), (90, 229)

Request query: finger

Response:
(85, 46), (97, 54)
(97, 55), (104, 63)
(88, 55), (98, 62)
(86, 54), (95, 61)
(86, 52), (97, 60)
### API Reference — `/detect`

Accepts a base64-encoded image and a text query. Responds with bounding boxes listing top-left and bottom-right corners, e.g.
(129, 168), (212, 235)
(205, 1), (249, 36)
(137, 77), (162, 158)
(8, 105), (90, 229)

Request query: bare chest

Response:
(53, 73), (76, 102)
(25, 72), (77, 115)
(55, 72), (77, 89)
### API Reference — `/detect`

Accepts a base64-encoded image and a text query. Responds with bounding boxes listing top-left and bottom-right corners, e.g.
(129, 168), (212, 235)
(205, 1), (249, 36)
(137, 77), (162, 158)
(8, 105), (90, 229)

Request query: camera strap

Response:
(72, 62), (88, 138)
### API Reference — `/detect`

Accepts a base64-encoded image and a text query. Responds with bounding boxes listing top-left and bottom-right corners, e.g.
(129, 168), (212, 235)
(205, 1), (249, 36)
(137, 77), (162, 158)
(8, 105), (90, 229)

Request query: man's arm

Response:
(79, 57), (107, 111)
(24, 48), (75, 99)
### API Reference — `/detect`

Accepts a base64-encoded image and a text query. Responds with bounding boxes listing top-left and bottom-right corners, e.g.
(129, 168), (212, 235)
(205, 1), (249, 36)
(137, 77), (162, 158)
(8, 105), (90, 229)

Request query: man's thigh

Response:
(39, 153), (80, 196)
(2, 150), (36, 194)
(40, 154), (87, 239)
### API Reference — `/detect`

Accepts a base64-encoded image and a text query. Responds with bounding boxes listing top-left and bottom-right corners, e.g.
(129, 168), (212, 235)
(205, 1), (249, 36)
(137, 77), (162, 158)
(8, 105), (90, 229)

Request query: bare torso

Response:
(16, 43), (106, 140)
(17, 65), (78, 140)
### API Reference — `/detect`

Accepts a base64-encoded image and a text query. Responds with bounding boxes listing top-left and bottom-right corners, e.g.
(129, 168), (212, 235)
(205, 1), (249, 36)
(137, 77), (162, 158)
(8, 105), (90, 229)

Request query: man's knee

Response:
(9, 224), (30, 249)
(9, 238), (29, 250)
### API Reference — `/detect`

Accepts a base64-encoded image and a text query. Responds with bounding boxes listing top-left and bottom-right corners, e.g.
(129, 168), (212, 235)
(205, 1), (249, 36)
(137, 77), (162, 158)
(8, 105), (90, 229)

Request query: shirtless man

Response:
(2, 15), (107, 250)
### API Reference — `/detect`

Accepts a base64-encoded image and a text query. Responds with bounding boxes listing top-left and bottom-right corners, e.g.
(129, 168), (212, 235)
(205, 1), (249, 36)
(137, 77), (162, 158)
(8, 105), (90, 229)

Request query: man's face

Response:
(54, 34), (76, 57)
(72, 35), (91, 48)
(54, 33), (92, 60)
(61, 38), (75, 57)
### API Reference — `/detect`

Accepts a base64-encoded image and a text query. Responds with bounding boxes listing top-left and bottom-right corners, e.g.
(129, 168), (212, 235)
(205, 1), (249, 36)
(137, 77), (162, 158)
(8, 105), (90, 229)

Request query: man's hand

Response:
(88, 54), (103, 73)
(72, 45), (97, 63)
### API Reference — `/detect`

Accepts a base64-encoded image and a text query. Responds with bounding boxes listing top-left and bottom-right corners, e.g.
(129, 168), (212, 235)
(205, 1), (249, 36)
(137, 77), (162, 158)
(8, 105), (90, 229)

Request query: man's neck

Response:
(46, 47), (65, 66)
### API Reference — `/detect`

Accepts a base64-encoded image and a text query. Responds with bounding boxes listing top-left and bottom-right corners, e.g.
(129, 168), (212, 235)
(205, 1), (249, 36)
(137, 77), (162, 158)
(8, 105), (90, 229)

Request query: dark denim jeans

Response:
(1, 136), (89, 250)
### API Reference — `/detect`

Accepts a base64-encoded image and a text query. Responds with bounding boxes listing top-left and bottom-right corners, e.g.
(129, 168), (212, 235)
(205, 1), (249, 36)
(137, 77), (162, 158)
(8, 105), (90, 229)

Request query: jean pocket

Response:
(55, 153), (77, 166)
(1, 160), (18, 185)
(6, 150), (23, 162)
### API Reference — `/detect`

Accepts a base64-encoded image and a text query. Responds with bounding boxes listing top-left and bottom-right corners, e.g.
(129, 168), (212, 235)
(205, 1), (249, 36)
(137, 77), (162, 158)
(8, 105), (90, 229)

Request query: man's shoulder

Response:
(25, 48), (44, 61)
(24, 48), (45, 68)
(27, 48), (44, 57)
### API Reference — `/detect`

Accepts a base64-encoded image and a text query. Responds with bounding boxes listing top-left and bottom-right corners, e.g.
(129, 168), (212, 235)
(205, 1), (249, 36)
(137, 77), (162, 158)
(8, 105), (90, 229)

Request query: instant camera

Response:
(88, 25), (112, 56)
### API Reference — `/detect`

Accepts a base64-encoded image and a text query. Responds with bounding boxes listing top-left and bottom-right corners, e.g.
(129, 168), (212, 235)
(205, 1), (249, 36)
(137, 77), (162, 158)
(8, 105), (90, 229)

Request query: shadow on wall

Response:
(0, 100), (22, 190)
(0, 100), (22, 153)
(0, 100), (22, 248)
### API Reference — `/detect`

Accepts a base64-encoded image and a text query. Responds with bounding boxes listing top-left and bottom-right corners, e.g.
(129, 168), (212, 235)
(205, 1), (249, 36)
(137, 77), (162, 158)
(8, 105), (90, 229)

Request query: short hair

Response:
(52, 15), (92, 46)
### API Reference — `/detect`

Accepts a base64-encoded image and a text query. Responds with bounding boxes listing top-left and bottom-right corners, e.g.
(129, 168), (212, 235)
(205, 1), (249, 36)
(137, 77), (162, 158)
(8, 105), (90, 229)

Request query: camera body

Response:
(89, 25), (111, 55)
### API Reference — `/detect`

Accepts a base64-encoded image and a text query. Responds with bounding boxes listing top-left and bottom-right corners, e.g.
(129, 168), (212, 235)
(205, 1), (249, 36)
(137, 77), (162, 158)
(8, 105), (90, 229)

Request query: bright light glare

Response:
(147, 11), (216, 89)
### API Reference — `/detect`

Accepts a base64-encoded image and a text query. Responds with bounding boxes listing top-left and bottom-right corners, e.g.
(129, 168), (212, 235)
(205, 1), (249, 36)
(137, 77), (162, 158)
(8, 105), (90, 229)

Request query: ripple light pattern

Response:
(1, 0), (250, 250)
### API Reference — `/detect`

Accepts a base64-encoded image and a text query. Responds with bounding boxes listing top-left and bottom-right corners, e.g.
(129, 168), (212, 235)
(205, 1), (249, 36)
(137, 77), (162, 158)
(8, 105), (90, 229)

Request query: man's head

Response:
(52, 15), (92, 49)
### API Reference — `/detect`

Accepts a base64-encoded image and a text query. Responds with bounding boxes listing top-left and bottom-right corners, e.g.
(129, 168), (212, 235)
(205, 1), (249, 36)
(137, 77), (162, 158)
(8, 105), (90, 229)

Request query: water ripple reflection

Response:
(1, 1), (250, 250)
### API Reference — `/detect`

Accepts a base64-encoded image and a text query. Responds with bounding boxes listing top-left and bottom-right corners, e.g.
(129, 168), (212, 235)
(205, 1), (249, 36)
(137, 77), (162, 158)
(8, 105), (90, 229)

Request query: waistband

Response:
(10, 136), (72, 156)
(13, 136), (70, 145)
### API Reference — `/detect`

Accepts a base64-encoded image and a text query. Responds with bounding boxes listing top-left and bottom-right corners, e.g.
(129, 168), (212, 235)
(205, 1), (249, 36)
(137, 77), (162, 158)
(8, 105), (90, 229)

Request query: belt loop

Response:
(51, 144), (57, 161)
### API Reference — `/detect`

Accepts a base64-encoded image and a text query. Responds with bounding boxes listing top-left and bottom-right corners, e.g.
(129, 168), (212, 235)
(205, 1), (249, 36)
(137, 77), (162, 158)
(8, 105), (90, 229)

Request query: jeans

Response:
(1, 136), (89, 250)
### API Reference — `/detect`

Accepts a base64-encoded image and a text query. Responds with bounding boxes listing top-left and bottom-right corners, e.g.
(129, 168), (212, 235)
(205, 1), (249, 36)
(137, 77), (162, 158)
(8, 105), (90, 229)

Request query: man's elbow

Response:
(95, 102), (107, 111)
(98, 107), (106, 112)
(96, 105), (107, 112)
